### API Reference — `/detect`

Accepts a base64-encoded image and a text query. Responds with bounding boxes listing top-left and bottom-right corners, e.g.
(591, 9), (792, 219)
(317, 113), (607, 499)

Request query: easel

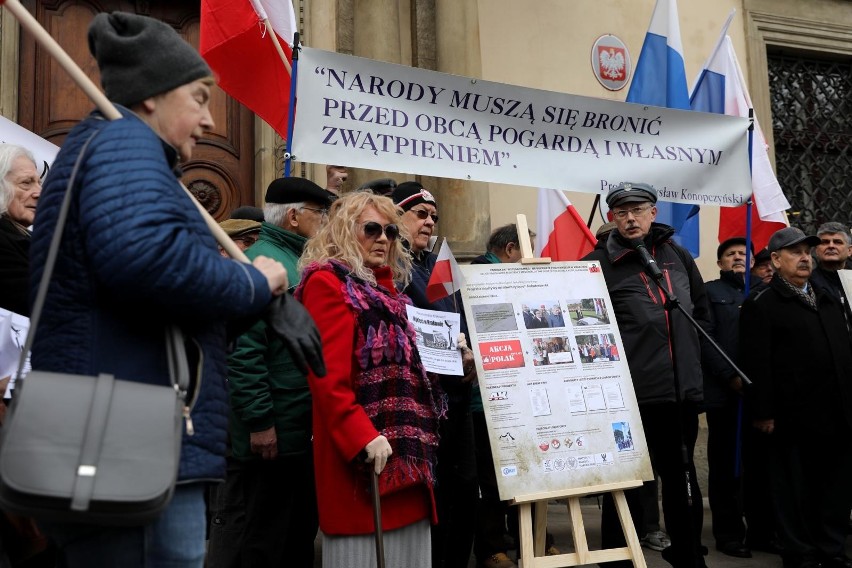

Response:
(510, 214), (647, 568)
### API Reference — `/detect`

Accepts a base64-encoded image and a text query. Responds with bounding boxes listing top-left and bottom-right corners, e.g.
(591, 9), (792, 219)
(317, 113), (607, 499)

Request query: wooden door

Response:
(17, 0), (255, 219)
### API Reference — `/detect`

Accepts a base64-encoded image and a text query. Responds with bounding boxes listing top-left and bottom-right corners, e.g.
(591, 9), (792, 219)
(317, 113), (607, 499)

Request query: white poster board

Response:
(460, 261), (652, 501)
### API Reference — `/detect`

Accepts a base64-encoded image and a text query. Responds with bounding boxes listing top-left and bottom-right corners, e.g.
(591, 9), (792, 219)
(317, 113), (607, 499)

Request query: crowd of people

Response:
(2, 9), (852, 568)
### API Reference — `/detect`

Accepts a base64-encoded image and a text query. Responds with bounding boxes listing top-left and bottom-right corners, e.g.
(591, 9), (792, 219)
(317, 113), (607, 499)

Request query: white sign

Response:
(0, 116), (59, 179)
(460, 262), (652, 501)
(405, 305), (463, 375)
(293, 47), (752, 207)
(0, 308), (30, 397)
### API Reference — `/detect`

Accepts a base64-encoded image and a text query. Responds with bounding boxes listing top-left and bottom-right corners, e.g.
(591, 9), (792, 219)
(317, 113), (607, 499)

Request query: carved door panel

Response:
(18, 0), (255, 219)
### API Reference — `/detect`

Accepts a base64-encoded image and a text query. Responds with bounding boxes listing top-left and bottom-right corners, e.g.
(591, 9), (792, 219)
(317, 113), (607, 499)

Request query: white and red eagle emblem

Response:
(598, 47), (627, 81)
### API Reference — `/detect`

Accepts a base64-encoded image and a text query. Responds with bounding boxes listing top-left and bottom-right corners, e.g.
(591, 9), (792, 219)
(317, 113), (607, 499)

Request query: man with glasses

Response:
(583, 182), (713, 568)
(393, 181), (478, 568)
(208, 177), (335, 568)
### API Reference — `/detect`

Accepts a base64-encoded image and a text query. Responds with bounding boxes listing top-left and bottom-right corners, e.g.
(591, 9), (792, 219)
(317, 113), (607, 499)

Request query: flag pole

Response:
(586, 194), (600, 229)
(744, 108), (755, 296)
(283, 32), (300, 177)
(261, 20), (292, 75)
(0, 0), (250, 263)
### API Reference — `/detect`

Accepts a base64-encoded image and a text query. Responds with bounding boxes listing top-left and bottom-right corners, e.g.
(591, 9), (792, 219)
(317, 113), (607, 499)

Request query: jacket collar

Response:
(103, 105), (181, 176)
(258, 222), (307, 252)
(605, 223), (675, 264)
(719, 270), (746, 290)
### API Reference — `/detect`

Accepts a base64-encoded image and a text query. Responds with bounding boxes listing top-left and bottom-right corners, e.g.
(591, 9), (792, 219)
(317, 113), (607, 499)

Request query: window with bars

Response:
(768, 52), (852, 233)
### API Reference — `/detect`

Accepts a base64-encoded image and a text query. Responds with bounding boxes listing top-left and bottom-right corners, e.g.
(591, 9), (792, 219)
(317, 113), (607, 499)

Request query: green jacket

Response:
(227, 222), (312, 459)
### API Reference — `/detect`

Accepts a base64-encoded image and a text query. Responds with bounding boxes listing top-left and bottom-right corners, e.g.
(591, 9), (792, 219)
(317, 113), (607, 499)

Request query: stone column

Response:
(432, 0), (489, 259)
(337, 0), (404, 191)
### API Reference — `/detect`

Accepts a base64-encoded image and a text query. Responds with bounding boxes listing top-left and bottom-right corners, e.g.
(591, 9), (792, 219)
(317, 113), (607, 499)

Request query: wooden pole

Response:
(261, 18), (292, 75)
(1, 0), (250, 263)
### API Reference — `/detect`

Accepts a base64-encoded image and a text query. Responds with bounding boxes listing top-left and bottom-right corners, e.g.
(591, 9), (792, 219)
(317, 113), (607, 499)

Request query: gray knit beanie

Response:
(88, 12), (212, 107)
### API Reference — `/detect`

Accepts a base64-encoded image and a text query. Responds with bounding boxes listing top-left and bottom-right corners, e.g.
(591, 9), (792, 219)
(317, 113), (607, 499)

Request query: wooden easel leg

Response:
(568, 496), (590, 565)
(534, 500), (547, 557)
(613, 490), (646, 568)
(518, 502), (535, 567)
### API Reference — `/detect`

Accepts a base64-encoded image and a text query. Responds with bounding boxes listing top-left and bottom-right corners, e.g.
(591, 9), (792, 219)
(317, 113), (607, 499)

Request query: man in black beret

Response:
(208, 177), (333, 567)
(583, 182), (714, 568)
(392, 181), (479, 568)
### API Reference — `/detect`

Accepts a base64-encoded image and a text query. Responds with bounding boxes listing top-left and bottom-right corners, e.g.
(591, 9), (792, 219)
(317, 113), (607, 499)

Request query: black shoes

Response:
(716, 540), (752, 558)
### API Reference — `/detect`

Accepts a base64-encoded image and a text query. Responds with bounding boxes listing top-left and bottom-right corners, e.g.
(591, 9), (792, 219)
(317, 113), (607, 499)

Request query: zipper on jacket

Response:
(638, 272), (659, 304)
(181, 337), (205, 437)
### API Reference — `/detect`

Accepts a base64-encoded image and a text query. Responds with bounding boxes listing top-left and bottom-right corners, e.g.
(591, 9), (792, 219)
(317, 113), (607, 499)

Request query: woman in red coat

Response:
(296, 192), (445, 568)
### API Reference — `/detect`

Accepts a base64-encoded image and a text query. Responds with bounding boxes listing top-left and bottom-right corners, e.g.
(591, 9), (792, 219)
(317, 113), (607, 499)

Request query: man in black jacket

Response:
(583, 182), (711, 568)
(740, 226), (852, 568)
(701, 237), (754, 559)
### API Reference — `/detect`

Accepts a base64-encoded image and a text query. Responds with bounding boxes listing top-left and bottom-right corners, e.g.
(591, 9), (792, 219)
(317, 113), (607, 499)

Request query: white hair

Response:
(0, 144), (37, 217)
(263, 201), (304, 228)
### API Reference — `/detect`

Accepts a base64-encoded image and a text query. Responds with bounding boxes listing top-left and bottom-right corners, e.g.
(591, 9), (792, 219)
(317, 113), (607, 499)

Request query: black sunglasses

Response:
(409, 208), (439, 223)
(363, 222), (399, 241)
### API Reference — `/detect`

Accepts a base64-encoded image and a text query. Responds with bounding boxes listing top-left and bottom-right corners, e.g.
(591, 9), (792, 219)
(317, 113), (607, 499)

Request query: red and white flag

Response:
(200, 0), (296, 139)
(426, 238), (465, 303)
(536, 188), (597, 261)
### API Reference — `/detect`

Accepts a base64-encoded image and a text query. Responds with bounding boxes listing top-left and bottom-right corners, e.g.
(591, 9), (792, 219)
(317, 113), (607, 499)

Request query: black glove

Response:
(265, 294), (326, 377)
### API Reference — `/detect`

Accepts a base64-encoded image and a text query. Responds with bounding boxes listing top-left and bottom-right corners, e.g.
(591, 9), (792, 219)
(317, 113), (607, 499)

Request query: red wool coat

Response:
(300, 265), (437, 536)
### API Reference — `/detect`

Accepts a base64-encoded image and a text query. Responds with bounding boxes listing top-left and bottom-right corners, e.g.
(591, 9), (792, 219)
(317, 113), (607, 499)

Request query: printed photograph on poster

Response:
(566, 298), (610, 326)
(612, 422), (635, 452)
(576, 333), (620, 364)
(531, 337), (574, 366)
(471, 302), (518, 334)
(479, 339), (525, 370)
(521, 301), (564, 329)
(405, 305), (463, 375)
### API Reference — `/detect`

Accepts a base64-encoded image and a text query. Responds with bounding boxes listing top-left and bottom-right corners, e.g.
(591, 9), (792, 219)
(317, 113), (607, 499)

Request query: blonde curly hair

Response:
(299, 191), (412, 287)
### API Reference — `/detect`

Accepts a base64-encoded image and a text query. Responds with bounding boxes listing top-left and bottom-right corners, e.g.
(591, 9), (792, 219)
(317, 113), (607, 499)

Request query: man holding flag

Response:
(392, 182), (478, 568)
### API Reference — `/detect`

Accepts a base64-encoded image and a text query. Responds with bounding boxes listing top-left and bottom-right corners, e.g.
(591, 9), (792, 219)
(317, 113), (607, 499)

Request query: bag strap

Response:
(70, 372), (114, 511)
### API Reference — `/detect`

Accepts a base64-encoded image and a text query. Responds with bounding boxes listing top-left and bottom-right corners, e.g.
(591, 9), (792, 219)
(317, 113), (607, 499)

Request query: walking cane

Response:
(370, 470), (386, 568)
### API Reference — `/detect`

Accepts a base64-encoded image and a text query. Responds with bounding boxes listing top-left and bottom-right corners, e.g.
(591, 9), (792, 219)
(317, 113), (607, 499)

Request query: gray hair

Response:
(816, 221), (851, 244)
(0, 144), (37, 216)
(263, 201), (304, 228)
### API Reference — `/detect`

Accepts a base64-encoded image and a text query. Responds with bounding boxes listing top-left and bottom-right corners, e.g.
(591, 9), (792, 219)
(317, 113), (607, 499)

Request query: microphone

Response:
(630, 239), (664, 282)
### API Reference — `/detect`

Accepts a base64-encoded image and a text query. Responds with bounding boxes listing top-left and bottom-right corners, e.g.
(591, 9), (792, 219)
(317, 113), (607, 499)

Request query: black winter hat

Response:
(391, 181), (437, 212)
(88, 12), (212, 107)
(265, 177), (335, 206)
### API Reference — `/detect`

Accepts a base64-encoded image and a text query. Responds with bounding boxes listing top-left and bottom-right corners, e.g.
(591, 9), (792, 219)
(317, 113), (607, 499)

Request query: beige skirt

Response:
(321, 519), (431, 568)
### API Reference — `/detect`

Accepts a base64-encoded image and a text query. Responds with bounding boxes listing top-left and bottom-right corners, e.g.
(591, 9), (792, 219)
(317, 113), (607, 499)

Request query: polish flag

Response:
(426, 238), (465, 303)
(200, 0), (296, 139)
(536, 188), (597, 261)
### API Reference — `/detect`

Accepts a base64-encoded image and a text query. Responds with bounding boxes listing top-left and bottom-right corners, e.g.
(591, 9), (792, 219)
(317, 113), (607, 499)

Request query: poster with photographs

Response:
(460, 262), (652, 501)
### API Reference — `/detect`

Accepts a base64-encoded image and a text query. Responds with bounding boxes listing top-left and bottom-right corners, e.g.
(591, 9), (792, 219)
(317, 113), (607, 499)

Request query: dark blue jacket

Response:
(29, 109), (271, 482)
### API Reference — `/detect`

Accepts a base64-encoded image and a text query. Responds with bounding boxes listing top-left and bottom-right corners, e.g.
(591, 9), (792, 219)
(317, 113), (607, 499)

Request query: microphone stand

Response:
(639, 255), (753, 567)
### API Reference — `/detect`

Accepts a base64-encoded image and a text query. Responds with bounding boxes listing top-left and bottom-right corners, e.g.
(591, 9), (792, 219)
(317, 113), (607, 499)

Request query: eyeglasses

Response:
(234, 235), (258, 248)
(612, 205), (652, 220)
(363, 222), (399, 241)
(301, 206), (329, 217)
(409, 208), (439, 223)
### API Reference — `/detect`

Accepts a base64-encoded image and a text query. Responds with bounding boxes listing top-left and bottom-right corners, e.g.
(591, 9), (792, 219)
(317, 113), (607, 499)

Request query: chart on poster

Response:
(460, 261), (653, 501)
